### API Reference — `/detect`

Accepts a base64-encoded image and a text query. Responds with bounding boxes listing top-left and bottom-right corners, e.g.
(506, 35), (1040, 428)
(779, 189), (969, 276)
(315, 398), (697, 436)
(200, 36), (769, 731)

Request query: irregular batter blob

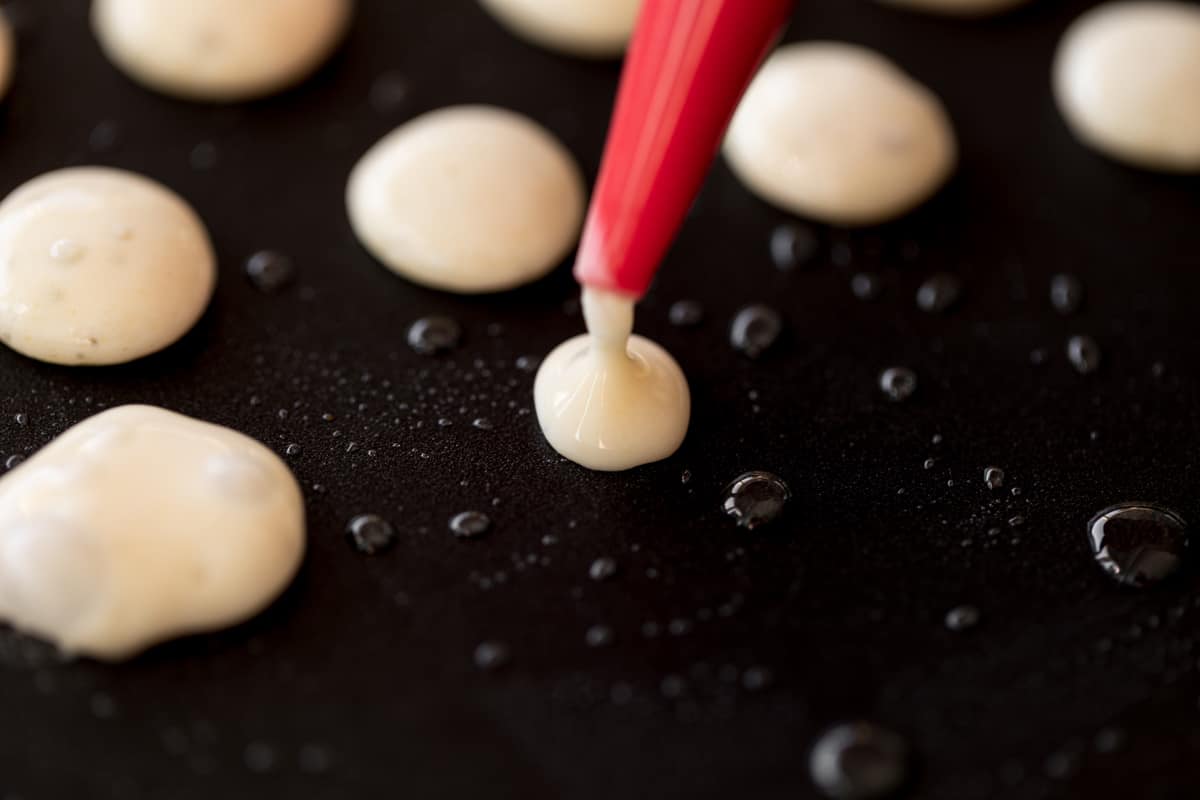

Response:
(0, 9), (15, 100)
(0, 167), (215, 365)
(535, 288), (689, 471)
(91, 0), (353, 101)
(347, 105), (585, 293)
(478, 0), (641, 58)
(0, 405), (305, 661)
(724, 42), (957, 226)
(1053, 2), (1200, 173)
(877, 0), (1031, 16)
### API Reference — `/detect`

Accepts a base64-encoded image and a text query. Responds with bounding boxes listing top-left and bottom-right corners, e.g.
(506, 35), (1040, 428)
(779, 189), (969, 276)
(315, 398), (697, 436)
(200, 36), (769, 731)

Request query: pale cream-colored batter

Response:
(91, 0), (353, 101)
(0, 167), (215, 366)
(724, 42), (957, 225)
(0, 10), (15, 101)
(534, 287), (689, 471)
(878, 0), (1031, 16)
(479, 0), (641, 58)
(0, 405), (305, 661)
(0, 170), (216, 367)
(347, 105), (585, 294)
(1054, 2), (1200, 173)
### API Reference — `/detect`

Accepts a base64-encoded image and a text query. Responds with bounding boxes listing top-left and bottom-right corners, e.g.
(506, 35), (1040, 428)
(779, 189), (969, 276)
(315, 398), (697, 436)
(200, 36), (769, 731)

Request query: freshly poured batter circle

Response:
(1054, 2), (1200, 173)
(0, 167), (216, 365)
(478, 0), (640, 57)
(0, 405), (305, 660)
(724, 42), (957, 226)
(91, 0), (352, 101)
(347, 105), (585, 293)
(878, 0), (1031, 16)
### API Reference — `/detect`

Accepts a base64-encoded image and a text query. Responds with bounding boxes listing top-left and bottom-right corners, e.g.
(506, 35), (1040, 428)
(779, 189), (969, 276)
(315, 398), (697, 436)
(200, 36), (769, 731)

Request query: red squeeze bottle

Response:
(573, 0), (793, 298)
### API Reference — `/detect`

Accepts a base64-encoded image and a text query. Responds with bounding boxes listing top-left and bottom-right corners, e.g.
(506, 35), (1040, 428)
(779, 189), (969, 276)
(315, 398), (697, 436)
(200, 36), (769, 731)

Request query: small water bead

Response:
(915, 273), (961, 314)
(810, 722), (909, 800)
(50, 238), (84, 263)
(284, 443), (302, 457)
(730, 305), (783, 358)
(471, 417), (494, 430)
(1049, 273), (1084, 315)
(741, 666), (772, 692)
(1029, 348), (1048, 366)
(589, 557), (617, 581)
(1067, 335), (1101, 374)
(1008, 515), (1025, 527)
(585, 625), (614, 647)
(407, 316), (461, 355)
(769, 222), (819, 271)
(850, 272), (882, 301)
(944, 605), (981, 631)
(244, 251), (295, 292)
(368, 71), (410, 114)
(668, 299), (704, 327)
(346, 514), (396, 555)
(5, 454), (24, 469)
(983, 467), (1005, 490)
(450, 511), (491, 539)
(878, 367), (917, 402)
(923, 458), (936, 470)
(721, 471), (790, 530)
(1087, 503), (1188, 588)
(14, 413), (27, 426)
(473, 640), (509, 670)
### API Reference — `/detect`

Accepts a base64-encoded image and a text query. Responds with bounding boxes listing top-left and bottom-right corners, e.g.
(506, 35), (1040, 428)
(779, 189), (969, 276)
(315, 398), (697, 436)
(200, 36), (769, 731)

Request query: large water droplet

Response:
(721, 471), (790, 529)
(1067, 335), (1101, 375)
(347, 514), (396, 555)
(1050, 274), (1083, 315)
(915, 273), (961, 314)
(983, 467), (1005, 490)
(407, 316), (461, 356)
(730, 305), (783, 358)
(810, 722), (909, 800)
(245, 251), (295, 292)
(1087, 503), (1187, 588)
(450, 511), (491, 539)
(944, 605), (981, 631)
(589, 557), (617, 581)
(769, 222), (819, 271)
(878, 367), (917, 402)
(850, 272), (882, 301)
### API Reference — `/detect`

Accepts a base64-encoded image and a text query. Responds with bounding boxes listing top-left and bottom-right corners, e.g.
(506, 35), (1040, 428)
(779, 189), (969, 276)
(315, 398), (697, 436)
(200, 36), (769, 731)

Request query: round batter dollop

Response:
(877, 0), (1031, 16)
(0, 167), (215, 366)
(724, 42), (957, 226)
(478, 0), (641, 58)
(347, 105), (585, 294)
(0, 405), (305, 661)
(0, 10), (15, 100)
(91, 0), (352, 101)
(1053, 2), (1200, 173)
(535, 288), (689, 471)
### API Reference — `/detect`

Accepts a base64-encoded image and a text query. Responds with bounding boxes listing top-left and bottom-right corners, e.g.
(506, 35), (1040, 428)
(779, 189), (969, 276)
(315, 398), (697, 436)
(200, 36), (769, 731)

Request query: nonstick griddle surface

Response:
(1, 1), (1198, 798)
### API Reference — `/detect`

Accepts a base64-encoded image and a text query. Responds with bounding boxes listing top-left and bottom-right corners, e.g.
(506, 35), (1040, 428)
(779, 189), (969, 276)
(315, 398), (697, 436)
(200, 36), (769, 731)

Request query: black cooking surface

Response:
(1, 1), (1198, 798)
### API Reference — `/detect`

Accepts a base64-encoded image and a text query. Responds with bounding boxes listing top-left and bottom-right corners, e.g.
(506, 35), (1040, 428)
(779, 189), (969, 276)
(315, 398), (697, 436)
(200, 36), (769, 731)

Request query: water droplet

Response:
(473, 640), (509, 670)
(50, 238), (84, 263)
(245, 251), (295, 292)
(721, 471), (790, 529)
(471, 417), (494, 430)
(730, 305), (783, 358)
(1087, 503), (1187, 588)
(243, 741), (277, 773)
(680, 469), (692, 484)
(450, 511), (491, 539)
(88, 120), (121, 153)
(407, 316), (461, 356)
(810, 723), (908, 800)
(346, 514), (396, 555)
(915, 273), (961, 314)
(585, 624), (614, 647)
(878, 367), (917, 402)
(668, 299), (704, 327)
(850, 272), (882, 301)
(923, 457), (936, 470)
(769, 222), (819, 271)
(515, 355), (539, 372)
(1008, 515), (1025, 527)
(741, 666), (772, 691)
(284, 443), (301, 456)
(1050, 274), (1083, 315)
(1029, 348), (1048, 366)
(190, 141), (219, 171)
(369, 71), (409, 114)
(944, 605), (981, 631)
(5, 454), (24, 470)
(589, 557), (617, 581)
(983, 467), (1005, 490)
(1066, 335), (1101, 375)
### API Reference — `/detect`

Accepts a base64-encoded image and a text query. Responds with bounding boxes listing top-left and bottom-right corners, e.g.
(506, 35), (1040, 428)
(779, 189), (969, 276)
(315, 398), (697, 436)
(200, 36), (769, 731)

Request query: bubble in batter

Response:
(91, 0), (353, 102)
(347, 105), (585, 293)
(478, 0), (641, 58)
(1053, 2), (1200, 172)
(0, 405), (305, 660)
(534, 287), (689, 472)
(724, 43), (957, 225)
(0, 167), (215, 365)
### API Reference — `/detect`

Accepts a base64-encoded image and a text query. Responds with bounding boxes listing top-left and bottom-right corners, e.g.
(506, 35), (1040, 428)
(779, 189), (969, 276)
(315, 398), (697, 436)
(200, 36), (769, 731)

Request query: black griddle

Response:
(1, 1), (1199, 798)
